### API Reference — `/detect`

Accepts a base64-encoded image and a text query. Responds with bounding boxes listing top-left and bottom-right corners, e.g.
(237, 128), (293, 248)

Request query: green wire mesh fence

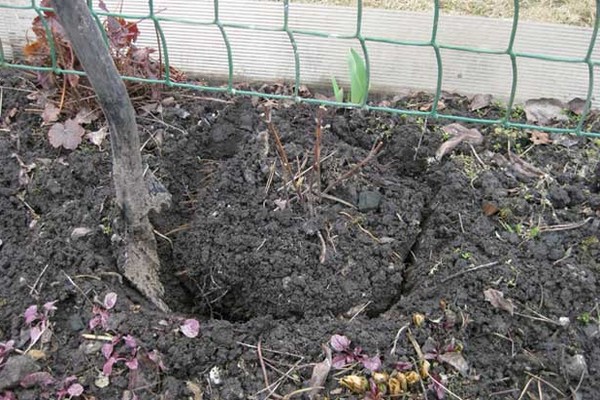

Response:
(1, 0), (599, 137)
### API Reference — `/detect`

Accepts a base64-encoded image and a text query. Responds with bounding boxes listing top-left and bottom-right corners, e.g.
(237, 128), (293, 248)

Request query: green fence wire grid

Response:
(1, 0), (600, 137)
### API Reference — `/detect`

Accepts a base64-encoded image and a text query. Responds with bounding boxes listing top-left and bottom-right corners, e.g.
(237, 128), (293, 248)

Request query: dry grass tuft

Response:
(279, 0), (595, 27)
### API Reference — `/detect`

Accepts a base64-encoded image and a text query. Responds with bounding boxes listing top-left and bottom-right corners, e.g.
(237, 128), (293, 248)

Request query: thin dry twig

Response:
(440, 261), (500, 283)
(517, 377), (534, 400)
(265, 108), (300, 200)
(348, 301), (371, 321)
(390, 323), (410, 355)
(323, 140), (383, 194)
(429, 374), (464, 400)
(257, 340), (272, 396)
(312, 110), (323, 197)
(62, 270), (93, 306)
(320, 193), (356, 209)
(317, 230), (327, 264)
(538, 217), (592, 233)
(237, 342), (304, 359)
(29, 263), (50, 296)
(523, 371), (566, 397)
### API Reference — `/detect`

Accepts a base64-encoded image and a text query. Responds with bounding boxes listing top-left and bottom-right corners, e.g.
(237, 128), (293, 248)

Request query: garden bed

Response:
(1, 70), (599, 399)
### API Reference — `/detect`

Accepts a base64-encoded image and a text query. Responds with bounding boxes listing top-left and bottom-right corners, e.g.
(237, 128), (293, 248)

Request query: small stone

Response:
(558, 317), (570, 327)
(71, 227), (93, 240)
(562, 354), (588, 380)
(583, 324), (600, 339)
(358, 191), (382, 212)
(0, 355), (41, 390)
(68, 314), (85, 332)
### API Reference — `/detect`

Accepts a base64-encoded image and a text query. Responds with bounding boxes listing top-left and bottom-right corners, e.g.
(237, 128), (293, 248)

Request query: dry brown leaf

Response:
(470, 94), (493, 111)
(438, 352), (469, 376)
(483, 288), (514, 315)
(48, 119), (85, 150)
(482, 201), (499, 216)
(567, 97), (586, 115)
(419, 100), (446, 111)
(185, 381), (203, 400)
(507, 151), (545, 179)
(11, 153), (36, 186)
(74, 107), (98, 125)
(307, 345), (332, 400)
(524, 98), (568, 125)
(86, 126), (109, 149)
(529, 130), (552, 145)
(41, 103), (60, 124)
(435, 123), (483, 160)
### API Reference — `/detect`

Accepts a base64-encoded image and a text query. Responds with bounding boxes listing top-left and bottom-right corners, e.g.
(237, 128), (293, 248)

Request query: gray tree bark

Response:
(51, 0), (169, 311)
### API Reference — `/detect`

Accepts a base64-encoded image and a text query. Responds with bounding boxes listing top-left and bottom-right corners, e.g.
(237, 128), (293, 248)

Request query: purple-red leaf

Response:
(330, 334), (351, 352)
(147, 350), (167, 371)
(24, 305), (38, 324)
(20, 371), (55, 388)
(67, 383), (84, 396)
(180, 319), (200, 338)
(103, 357), (117, 377)
(103, 292), (117, 310)
(101, 342), (113, 360)
(48, 119), (85, 150)
(360, 355), (382, 372)
(331, 354), (349, 369)
(89, 315), (101, 330)
(123, 334), (137, 350)
(125, 357), (138, 370)
(0, 391), (17, 400)
(395, 360), (413, 371)
(29, 326), (43, 346)
(42, 301), (57, 314)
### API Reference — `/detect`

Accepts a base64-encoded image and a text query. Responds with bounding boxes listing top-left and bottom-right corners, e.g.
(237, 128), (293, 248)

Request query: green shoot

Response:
(331, 76), (344, 103)
(348, 48), (368, 104)
(330, 48), (369, 104)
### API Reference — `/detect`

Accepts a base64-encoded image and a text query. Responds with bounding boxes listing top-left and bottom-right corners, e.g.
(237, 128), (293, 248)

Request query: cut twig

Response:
(257, 340), (272, 395)
(265, 108), (300, 200)
(323, 140), (383, 195)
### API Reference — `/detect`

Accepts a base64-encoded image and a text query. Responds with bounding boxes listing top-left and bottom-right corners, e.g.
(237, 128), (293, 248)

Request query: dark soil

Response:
(1, 70), (600, 399)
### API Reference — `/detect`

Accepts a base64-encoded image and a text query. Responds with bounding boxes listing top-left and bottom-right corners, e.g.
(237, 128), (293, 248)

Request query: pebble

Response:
(358, 190), (382, 212)
(0, 355), (40, 390)
(583, 324), (600, 339)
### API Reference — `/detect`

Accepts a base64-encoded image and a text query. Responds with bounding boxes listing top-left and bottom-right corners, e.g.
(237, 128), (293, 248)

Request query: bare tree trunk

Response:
(51, 0), (169, 311)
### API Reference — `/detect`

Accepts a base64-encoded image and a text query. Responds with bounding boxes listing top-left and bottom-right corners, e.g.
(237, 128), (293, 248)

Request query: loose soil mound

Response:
(1, 71), (599, 399)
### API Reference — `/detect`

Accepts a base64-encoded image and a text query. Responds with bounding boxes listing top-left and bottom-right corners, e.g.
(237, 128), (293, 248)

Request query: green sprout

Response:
(577, 312), (591, 324)
(331, 76), (344, 103)
(331, 48), (368, 104)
